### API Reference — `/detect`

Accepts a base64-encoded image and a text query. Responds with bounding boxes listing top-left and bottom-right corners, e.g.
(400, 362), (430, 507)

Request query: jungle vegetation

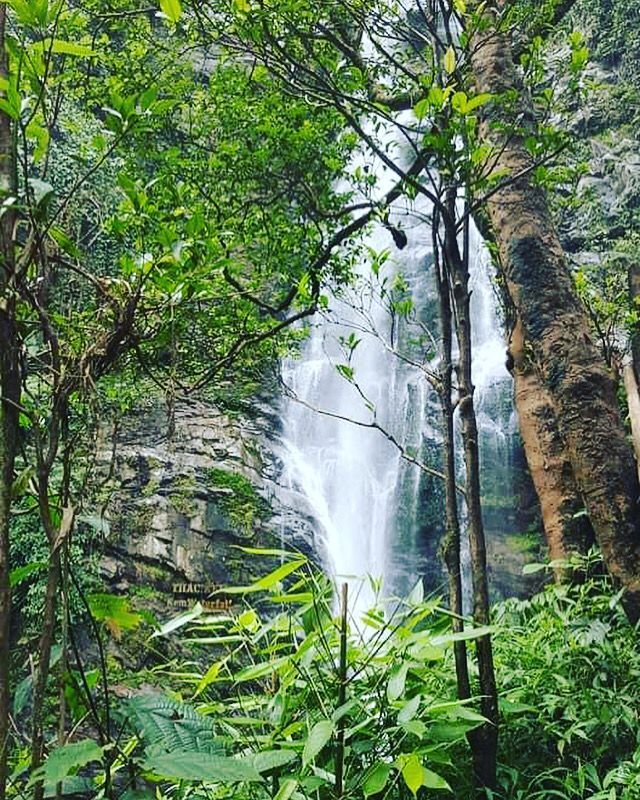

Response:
(0, 0), (639, 798)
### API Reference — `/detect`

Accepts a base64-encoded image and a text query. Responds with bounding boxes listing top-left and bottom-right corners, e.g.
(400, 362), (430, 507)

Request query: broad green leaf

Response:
(399, 754), (423, 797)
(423, 767), (451, 791)
(413, 99), (430, 121)
(387, 663), (409, 702)
(125, 695), (222, 754)
(464, 92), (492, 113)
(33, 740), (104, 784)
(398, 695), (421, 725)
(237, 609), (259, 630)
(144, 752), (262, 783)
(363, 762), (391, 797)
(302, 720), (334, 765)
(88, 593), (143, 639)
(253, 750), (296, 773)
(452, 91), (468, 114)
(444, 46), (456, 75)
(159, 0), (182, 21)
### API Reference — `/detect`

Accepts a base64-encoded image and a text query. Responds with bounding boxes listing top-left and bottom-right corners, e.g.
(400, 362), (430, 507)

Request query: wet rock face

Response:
(98, 398), (317, 594)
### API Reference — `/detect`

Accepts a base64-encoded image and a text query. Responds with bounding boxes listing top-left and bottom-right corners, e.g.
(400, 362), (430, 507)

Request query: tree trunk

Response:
(509, 322), (594, 569)
(469, 12), (640, 622)
(445, 199), (498, 792)
(0, 8), (18, 797)
(434, 217), (471, 704)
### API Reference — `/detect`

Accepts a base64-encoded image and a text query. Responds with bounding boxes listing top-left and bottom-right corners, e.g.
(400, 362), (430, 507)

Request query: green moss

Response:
(207, 467), (270, 534)
(169, 474), (198, 516)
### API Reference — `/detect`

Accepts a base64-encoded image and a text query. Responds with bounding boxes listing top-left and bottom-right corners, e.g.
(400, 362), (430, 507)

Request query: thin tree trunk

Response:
(434, 214), (471, 703)
(444, 197), (498, 791)
(509, 322), (594, 570)
(0, 8), (18, 797)
(469, 11), (640, 622)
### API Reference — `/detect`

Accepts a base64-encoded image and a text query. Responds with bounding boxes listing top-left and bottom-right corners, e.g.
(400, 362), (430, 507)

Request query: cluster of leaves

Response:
(493, 563), (640, 799)
(30, 551), (499, 799)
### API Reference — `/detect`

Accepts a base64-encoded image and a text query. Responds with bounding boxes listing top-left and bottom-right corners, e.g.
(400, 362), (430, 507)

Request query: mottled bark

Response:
(469, 13), (640, 622)
(0, 8), (18, 798)
(509, 322), (594, 570)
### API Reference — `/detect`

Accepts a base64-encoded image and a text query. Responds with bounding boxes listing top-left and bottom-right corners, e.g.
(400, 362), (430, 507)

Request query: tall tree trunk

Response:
(434, 215), (471, 704)
(444, 198), (498, 791)
(0, 8), (18, 798)
(509, 322), (594, 569)
(469, 12), (640, 622)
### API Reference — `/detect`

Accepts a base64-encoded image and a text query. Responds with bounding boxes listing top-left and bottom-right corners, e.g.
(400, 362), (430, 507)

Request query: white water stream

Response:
(279, 120), (517, 618)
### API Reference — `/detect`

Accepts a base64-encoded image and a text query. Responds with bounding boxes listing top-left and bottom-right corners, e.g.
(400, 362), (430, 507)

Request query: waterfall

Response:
(278, 132), (528, 617)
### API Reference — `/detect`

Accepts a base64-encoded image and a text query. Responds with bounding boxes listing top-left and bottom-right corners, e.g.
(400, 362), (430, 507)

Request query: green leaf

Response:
(33, 39), (97, 57)
(423, 767), (451, 791)
(159, 0), (182, 22)
(444, 46), (456, 75)
(152, 602), (203, 638)
(387, 663), (409, 702)
(144, 752), (262, 783)
(88, 593), (143, 639)
(253, 750), (296, 773)
(194, 659), (225, 696)
(302, 720), (334, 765)
(10, 561), (46, 588)
(413, 98), (430, 120)
(253, 560), (306, 590)
(274, 780), (298, 800)
(33, 740), (104, 784)
(398, 695), (421, 725)
(399, 754), (423, 797)
(522, 562), (547, 575)
(125, 695), (223, 754)
(464, 92), (492, 113)
(431, 625), (494, 645)
(363, 762), (391, 797)
(235, 657), (289, 683)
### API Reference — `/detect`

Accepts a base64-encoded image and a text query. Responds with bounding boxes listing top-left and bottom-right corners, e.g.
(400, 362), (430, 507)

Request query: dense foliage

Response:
(1, 0), (639, 798)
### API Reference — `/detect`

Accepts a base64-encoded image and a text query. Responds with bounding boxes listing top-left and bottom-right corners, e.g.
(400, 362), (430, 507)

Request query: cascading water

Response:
(279, 120), (533, 617)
